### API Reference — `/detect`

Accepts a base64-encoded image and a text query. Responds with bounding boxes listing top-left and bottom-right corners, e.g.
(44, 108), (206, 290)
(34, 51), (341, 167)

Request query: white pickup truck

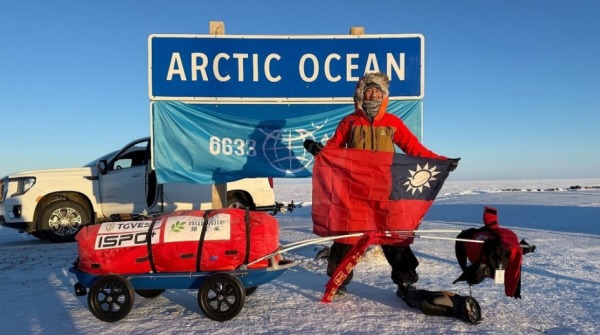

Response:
(0, 137), (278, 243)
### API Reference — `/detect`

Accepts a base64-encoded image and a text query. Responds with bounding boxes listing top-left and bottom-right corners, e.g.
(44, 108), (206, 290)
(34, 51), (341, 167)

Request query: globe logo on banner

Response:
(261, 120), (328, 174)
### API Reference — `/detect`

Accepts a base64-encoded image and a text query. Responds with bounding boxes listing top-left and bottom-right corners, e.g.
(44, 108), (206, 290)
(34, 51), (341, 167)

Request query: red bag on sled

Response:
(75, 208), (279, 275)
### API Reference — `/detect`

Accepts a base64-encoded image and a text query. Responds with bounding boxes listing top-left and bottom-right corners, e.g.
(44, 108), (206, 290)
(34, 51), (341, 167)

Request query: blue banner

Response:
(151, 101), (422, 184)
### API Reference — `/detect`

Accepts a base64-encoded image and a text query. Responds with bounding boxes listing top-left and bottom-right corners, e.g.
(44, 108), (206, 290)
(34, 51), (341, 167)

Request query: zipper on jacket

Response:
(362, 127), (367, 150)
(370, 123), (375, 151)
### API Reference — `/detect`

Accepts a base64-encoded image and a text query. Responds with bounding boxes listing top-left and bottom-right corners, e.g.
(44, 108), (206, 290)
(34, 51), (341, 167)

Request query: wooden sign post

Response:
(349, 26), (365, 35)
(210, 21), (227, 209)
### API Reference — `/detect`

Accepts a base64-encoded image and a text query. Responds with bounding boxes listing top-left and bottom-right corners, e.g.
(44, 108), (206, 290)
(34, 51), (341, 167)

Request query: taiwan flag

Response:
(312, 147), (453, 245)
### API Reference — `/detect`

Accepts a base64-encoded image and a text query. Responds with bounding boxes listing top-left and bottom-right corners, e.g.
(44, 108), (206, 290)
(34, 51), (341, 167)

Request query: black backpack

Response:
(452, 206), (536, 299)
(453, 227), (510, 286)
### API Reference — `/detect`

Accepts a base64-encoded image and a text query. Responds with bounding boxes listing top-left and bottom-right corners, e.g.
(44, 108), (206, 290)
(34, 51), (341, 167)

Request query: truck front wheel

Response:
(39, 200), (90, 243)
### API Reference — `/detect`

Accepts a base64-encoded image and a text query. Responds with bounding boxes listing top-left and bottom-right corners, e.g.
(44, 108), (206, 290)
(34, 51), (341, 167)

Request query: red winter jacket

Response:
(326, 97), (446, 159)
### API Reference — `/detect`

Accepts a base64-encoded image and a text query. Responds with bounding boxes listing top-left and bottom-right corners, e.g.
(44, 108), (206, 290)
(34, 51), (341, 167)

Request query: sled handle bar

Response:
(277, 229), (464, 250)
(245, 231), (483, 268)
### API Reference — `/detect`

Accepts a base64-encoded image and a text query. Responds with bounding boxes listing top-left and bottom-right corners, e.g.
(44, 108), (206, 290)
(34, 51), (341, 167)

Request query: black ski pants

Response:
(327, 241), (420, 287)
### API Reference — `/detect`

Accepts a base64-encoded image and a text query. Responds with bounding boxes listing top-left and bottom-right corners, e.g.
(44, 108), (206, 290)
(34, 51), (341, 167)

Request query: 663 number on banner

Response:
(209, 136), (257, 157)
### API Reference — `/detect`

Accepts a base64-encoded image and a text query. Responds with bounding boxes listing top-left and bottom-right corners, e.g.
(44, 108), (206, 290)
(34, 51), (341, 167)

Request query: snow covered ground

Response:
(1, 178), (599, 334)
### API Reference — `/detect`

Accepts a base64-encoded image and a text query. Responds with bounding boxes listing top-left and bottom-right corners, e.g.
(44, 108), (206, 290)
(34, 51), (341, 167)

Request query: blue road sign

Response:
(148, 34), (424, 102)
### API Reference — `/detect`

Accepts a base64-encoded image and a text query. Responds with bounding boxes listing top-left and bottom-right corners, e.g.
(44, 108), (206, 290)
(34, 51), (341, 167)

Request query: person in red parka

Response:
(317, 71), (458, 298)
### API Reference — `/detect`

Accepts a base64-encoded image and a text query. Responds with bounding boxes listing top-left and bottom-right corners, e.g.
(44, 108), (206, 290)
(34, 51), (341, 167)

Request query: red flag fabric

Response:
(321, 234), (374, 303)
(312, 148), (452, 245)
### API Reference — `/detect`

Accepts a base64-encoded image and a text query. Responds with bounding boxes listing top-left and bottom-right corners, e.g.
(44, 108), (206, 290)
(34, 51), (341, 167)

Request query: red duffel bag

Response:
(75, 208), (280, 275)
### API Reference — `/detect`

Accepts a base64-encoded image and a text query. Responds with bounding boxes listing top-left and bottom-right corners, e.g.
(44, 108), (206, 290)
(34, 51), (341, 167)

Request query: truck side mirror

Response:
(97, 160), (108, 175)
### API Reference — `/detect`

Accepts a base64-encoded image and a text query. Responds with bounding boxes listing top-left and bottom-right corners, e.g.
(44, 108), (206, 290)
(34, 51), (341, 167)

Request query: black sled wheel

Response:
(198, 273), (245, 321)
(87, 275), (135, 322)
(135, 289), (166, 298)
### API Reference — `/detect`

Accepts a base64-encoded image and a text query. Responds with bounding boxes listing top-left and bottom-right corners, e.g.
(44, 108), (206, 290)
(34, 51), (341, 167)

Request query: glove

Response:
(452, 295), (482, 324)
(447, 157), (461, 172)
(303, 139), (324, 156)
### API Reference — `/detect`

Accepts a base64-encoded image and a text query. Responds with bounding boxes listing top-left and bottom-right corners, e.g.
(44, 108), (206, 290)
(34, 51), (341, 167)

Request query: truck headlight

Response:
(10, 177), (36, 197)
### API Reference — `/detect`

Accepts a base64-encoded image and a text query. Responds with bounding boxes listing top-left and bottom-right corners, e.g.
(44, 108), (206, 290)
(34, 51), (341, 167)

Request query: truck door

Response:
(98, 139), (149, 216)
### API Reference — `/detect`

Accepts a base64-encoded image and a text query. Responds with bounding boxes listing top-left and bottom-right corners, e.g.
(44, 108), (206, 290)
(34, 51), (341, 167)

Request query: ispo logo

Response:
(95, 232), (148, 249)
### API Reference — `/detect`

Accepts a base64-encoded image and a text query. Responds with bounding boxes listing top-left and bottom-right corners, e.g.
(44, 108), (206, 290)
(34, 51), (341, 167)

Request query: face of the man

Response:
(363, 87), (384, 101)
(361, 86), (384, 118)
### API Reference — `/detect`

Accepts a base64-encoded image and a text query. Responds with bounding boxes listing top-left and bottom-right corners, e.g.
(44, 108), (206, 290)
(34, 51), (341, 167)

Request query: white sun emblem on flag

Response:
(404, 163), (441, 194)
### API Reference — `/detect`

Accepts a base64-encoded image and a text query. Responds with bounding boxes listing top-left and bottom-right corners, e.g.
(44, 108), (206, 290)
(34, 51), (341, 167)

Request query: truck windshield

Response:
(83, 150), (118, 167)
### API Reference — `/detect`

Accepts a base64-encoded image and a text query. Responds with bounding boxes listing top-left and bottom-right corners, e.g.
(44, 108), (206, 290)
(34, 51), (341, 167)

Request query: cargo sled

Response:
(69, 208), (295, 322)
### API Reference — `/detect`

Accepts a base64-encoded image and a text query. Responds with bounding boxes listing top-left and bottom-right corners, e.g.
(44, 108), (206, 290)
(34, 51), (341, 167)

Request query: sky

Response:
(1, 179), (599, 334)
(1, 0), (599, 181)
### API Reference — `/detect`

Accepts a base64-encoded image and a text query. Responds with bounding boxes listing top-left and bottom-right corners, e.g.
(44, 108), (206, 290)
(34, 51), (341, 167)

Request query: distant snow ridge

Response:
(500, 185), (600, 192)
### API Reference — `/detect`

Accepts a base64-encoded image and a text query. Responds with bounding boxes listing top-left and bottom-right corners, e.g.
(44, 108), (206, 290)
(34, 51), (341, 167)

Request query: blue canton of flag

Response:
(390, 154), (452, 201)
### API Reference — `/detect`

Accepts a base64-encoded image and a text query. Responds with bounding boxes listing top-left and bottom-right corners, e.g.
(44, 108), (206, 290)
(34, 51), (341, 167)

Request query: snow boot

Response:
(396, 282), (416, 301)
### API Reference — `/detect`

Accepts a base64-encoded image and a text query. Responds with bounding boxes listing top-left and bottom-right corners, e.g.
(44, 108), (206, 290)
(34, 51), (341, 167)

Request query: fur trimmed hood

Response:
(353, 72), (390, 106)
(353, 72), (390, 120)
